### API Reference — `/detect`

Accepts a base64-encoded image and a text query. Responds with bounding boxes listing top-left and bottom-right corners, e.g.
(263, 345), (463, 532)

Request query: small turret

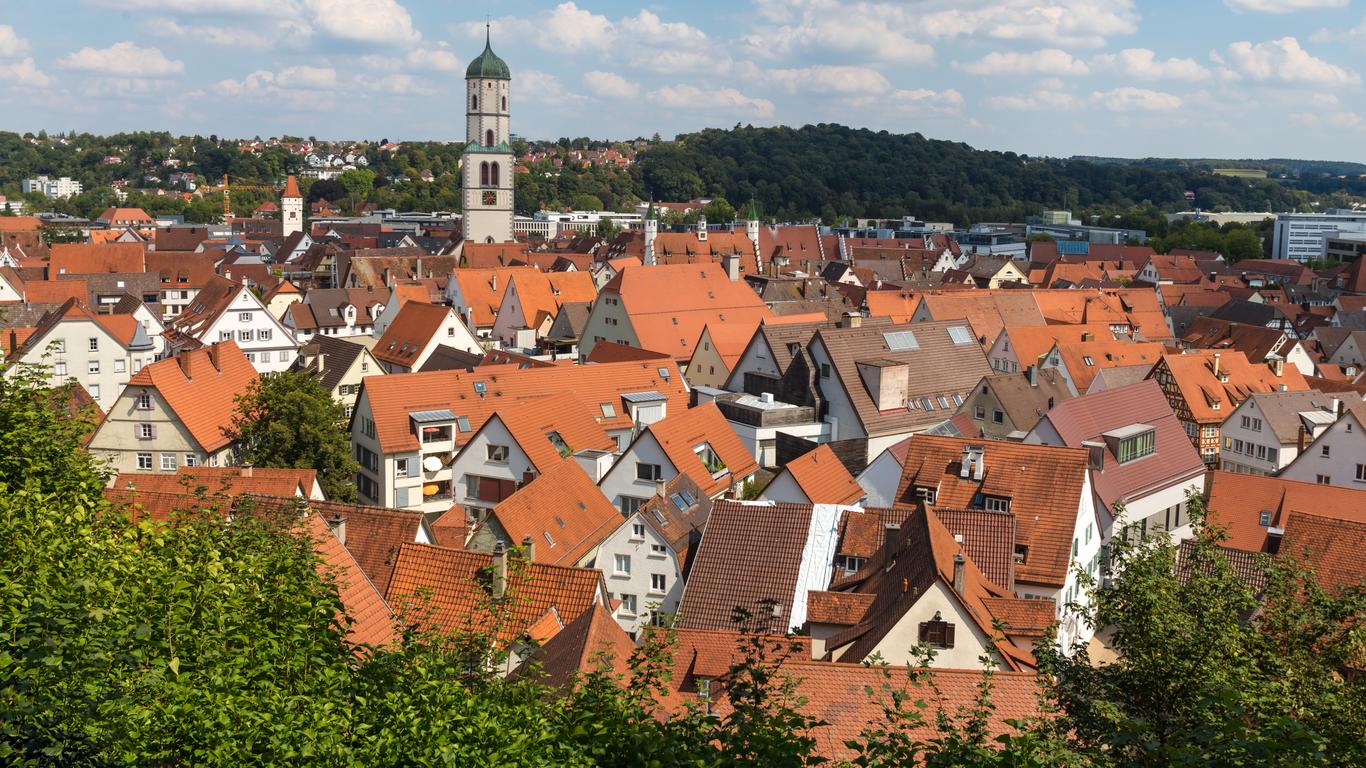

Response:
(696, 213), (708, 242)
(644, 201), (658, 266)
(745, 199), (760, 269)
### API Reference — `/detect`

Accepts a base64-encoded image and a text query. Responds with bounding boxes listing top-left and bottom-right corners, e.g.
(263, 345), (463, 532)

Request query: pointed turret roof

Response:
(466, 27), (511, 80)
(282, 175), (301, 199)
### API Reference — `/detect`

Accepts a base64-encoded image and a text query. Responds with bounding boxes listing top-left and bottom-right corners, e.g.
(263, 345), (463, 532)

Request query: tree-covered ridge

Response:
(633, 125), (1354, 225)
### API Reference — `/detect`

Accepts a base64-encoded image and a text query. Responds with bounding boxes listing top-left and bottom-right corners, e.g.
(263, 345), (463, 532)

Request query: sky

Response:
(1, 0), (1365, 159)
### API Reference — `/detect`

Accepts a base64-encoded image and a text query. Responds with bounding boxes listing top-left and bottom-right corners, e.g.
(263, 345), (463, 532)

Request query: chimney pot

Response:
(521, 534), (535, 562)
(326, 512), (347, 544)
(952, 552), (966, 594)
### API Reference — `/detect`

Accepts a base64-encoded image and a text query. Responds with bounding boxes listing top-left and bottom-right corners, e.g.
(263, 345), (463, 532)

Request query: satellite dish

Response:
(422, 455), (442, 473)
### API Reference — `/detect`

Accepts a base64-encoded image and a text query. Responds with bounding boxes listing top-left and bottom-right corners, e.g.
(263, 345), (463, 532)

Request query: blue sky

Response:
(1, 0), (1364, 159)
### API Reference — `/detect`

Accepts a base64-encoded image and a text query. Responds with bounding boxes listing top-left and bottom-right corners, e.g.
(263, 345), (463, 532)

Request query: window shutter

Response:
(498, 478), (517, 500)
(945, 623), (955, 648)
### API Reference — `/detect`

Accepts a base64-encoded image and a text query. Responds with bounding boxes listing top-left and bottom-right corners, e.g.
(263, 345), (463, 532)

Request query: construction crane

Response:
(220, 174), (281, 218)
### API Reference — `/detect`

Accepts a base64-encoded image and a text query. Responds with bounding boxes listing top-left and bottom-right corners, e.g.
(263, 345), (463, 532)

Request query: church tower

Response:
(281, 175), (303, 238)
(461, 28), (514, 244)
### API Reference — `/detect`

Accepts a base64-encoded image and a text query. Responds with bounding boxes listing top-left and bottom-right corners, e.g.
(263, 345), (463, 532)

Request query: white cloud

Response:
(891, 88), (965, 114)
(743, 16), (934, 63)
(85, 0), (280, 12)
(584, 70), (640, 99)
(1291, 110), (1366, 129)
(537, 2), (616, 51)
(404, 47), (461, 72)
(1091, 86), (1182, 111)
(764, 65), (892, 94)
(303, 0), (419, 44)
(918, 0), (1138, 48)
(145, 19), (286, 49)
(1225, 0), (1346, 13)
(620, 10), (708, 46)
(1092, 48), (1210, 80)
(0, 25), (31, 57)
(1221, 37), (1359, 85)
(629, 49), (731, 75)
(989, 90), (1080, 110)
(518, 69), (587, 106)
(0, 57), (50, 87)
(58, 42), (184, 77)
(958, 48), (1089, 76)
(648, 84), (775, 118)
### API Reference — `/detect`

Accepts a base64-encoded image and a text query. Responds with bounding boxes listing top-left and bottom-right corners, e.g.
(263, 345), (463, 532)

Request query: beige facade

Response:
(89, 383), (234, 476)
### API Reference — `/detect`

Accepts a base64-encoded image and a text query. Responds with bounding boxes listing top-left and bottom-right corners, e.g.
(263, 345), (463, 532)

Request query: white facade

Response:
(89, 385), (234, 475)
(855, 446), (905, 508)
(1277, 411), (1366, 489)
(193, 289), (299, 373)
(597, 430), (676, 515)
(592, 514), (684, 634)
(462, 45), (514, 244)
(6, 317), (156, 411)
(1217, 399), (1321, 476)
(447, 416), (539, 516)
(1271, 211), (1366, 262)
(23, 176), (83, 199)
(281, 193), (303, 238)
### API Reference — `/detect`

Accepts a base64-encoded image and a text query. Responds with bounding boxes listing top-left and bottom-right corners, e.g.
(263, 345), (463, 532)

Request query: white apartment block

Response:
(22, 176), (83, 199)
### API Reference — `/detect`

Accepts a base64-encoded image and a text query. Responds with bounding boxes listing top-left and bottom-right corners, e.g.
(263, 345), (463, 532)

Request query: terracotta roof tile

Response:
(805, 590), (875, 625)
(122, 341), (257, 452)
(778, 444), (864, 505)
(894, 436), (1090, 588)
(429, 505), (468, 548)
(49, 242), (147, 275)
(584, 340), (671, 363)
(449, 267), (537, 327)
(1205, 471), (1366, 553)
(111, 466), (317, 498)
(1155, 350), (1310, 425)
(928, 507), (1018, 591)
(1279, 512), (1366, 594)
(913, 291), (1046, 347)
(383, 543), (606, 644)
(641, 403), (759, 497)
(516, 603), (636, 689)
(361, 359), (688, 454)
(1052, 339), (1166, 393)
(489, 460), (622, 566)
(304, 511), (400, 648)
(371, 301), (457, 368)
(503, 270), (597, 330)
(600, 263), (772, 361)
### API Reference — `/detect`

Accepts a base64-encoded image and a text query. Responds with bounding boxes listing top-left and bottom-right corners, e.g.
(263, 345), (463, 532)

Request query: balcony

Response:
(714, 392), (817, 428)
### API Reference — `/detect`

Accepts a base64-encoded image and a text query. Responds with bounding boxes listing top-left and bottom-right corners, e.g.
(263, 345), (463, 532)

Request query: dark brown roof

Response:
(676, 500), (816, 633)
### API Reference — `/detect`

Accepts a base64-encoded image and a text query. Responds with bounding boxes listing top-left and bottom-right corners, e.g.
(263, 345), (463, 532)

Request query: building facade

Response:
(461, 32), (514, 244)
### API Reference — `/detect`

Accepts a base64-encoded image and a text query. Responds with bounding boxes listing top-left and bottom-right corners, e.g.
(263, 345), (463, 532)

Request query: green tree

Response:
(227, 371), (360, 501)
(569, 192), (603, 212)
(337, 167), (377, 212)
(595, 216), (619, 240)
(701, 196), (736, 222)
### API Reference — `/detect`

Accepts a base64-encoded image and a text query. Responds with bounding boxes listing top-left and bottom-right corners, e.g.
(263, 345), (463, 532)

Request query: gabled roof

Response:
(486, 391), (616, 473)
(1052, 339), (1166, 393)
(371, 301), (454, 368)
(502, 270), (597, 330)
(1000, 323), (1123, 369)
(601, 263), (772, 361)
(449, 266), (536, 327)
(123, 341), (258, 452)
(1279, 511), (1366, 594)
(639, 403), (758, 497)
(813, 319), (994, 437)
(145, 252), (216, 288)
(383, 543), (606, 644)
(1034, 380), (1205, 510)
(293, 335), (372, 393)
(1205, 471), (1366, 553)
(894, 435), (1090, 588)
(822, 506), (1039, 670)
(676, 500), (821, 633)
(913, 291), (1046, 347)
(166, 274), (244, 338)
(516, 603), (636, 689)
(978, 370), (1072, 431)
(774, 444), (864, 505)
(49, 242), (146, 275)
(304, 511), (400, 648)
(689, 321), (764, 372)
(1235, 390), (1340, 443)
(361, 359), (688, 454)
(1155, 350), (1309, 424)
(488, 460), (621, 566)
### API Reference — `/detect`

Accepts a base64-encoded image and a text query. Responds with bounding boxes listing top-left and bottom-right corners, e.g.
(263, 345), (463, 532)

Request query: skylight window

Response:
(473, 381), (487, 395)
(883, 330), (919, 351)
(947, 326), (974, 345)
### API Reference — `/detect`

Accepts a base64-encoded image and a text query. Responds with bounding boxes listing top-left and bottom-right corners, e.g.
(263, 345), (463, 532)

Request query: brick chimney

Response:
(326, 511), (347, 545)
(520, 534), (536, 562)
(1211, 352), (1221, 379)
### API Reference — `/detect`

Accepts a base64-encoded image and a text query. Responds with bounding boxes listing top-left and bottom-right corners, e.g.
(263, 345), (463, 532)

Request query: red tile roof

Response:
(449, 267), (538, 327)
(429, 505), (468, 548)
(361, 359), (688, 454)
(895, 436), (1090, 588)
(600, 263), (772, 362)
(124, 341), (258, 452)
(371, 301), (456, 369)
(640, 403), (759, 498)
(516, 603), (636, 689)
(383, 543), (606, 643)
(489, 460), (622, 566)
(111, 466), (318, 499)
(1278, 511), (1366, 594)
(487, 391), (617, 473)
(304, 512), (400, 648)
(1155, 350), (1310, 425)
(584, 340), (672, 363)
(1052, 339), (1166, 393)
(49, 242), (147, 275)
(1205, 471), (1366, 553)
(776, 444), (864, 505)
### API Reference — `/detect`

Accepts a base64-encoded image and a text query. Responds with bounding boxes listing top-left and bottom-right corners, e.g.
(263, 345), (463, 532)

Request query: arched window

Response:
(502, 96), (507, 111)
(479, 161), (489, 186)
(485, 129), (494, 147)
(490, 162), (499, 187)
(471, 94), (477, 110)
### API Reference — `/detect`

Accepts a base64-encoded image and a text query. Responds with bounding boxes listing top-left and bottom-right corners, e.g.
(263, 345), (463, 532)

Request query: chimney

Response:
(844, 312), (862, 329)
(1028, 364), (1039, 387)
(521, 534), (536, 562)
(1082, 440), (1105, 471)
(721, 252), (739, 281)
(1081, 331), (1093, 342)
(1211, 352), (1220, 379)
(959, 446), (972, 478)
(972, 447), (985, 481)
(1332, 397), (1343, 416)
(1270, 356), (1284, 378)
(952, 552), (965, 594)
(492, 542), (508, 599)
(655, 478), (666, 498)
(325, 511), (346, 545)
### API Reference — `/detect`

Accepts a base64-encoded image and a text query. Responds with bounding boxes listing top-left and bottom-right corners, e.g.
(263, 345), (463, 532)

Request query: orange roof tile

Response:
(503, 270), (597, 330)
(429, 505), (468, 548)
(584, 340), (672, 363)
(487, 391), (617, 472)
(1156, 350), (1310, 425)
(642, 403), (759, 497)
(383, 543), (606, 644)
(601, 263), (772, 362)
(490, 460), (621, 566)
(23, 280), (88, 304)
(49, 242), (147, 275)
(1052, 339), (1166, 392)
(1205, 471), (1366, 553)
(304, 512), (400, 648)
(1001, 323), (1122, 369)
(864, 290), (921, 323)
(361, 359), (688, 454)
(778, 444), (864, 505)
(1279, 511), (1366, 594)
(111, 466), (317, 498)
(449, 267), (537, 327)
(282, 175), (302, 198)
(805, 590), (875, 625)
(124, 341), (258, 452)
(372, 301), (457, 368)
(517, 603), (636, 689)
(895, 436), (1090, 588)
(913, 291), (1046, 347)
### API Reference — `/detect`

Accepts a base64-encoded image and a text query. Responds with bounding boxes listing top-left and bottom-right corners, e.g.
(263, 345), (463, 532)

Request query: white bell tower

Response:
(461, 27), (514, 244)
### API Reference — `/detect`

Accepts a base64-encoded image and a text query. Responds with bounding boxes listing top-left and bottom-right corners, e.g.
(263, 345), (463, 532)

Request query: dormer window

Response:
(914, 486), (937, 504)
(695, 443), (726, 475)
(984, 496), (1011, 513)
(1014, 544), (1029, 564)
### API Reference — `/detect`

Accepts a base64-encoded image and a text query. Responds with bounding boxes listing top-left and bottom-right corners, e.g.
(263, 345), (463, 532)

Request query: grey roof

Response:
(292, 335), (368, 392)
(1211, 299), (1277, 327)
(544, 300), (592, 342)
(1240, 390), (1338, 443)
(416, 345), (484, 373)
(983, 370), (1073, 432)
(621, 390), (667, 403)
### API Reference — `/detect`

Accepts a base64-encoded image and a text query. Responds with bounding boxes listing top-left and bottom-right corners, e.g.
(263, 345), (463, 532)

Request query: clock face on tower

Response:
(482, 191), (496, 206)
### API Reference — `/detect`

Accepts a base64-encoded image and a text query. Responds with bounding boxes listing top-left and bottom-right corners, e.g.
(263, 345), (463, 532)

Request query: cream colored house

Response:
(88, 341), (258, 475)
(291, 335), (384, 418)
(4, 299), (157, 411)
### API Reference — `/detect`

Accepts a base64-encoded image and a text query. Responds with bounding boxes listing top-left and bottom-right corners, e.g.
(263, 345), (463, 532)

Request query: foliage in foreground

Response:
(0, 368), (1361, 765)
